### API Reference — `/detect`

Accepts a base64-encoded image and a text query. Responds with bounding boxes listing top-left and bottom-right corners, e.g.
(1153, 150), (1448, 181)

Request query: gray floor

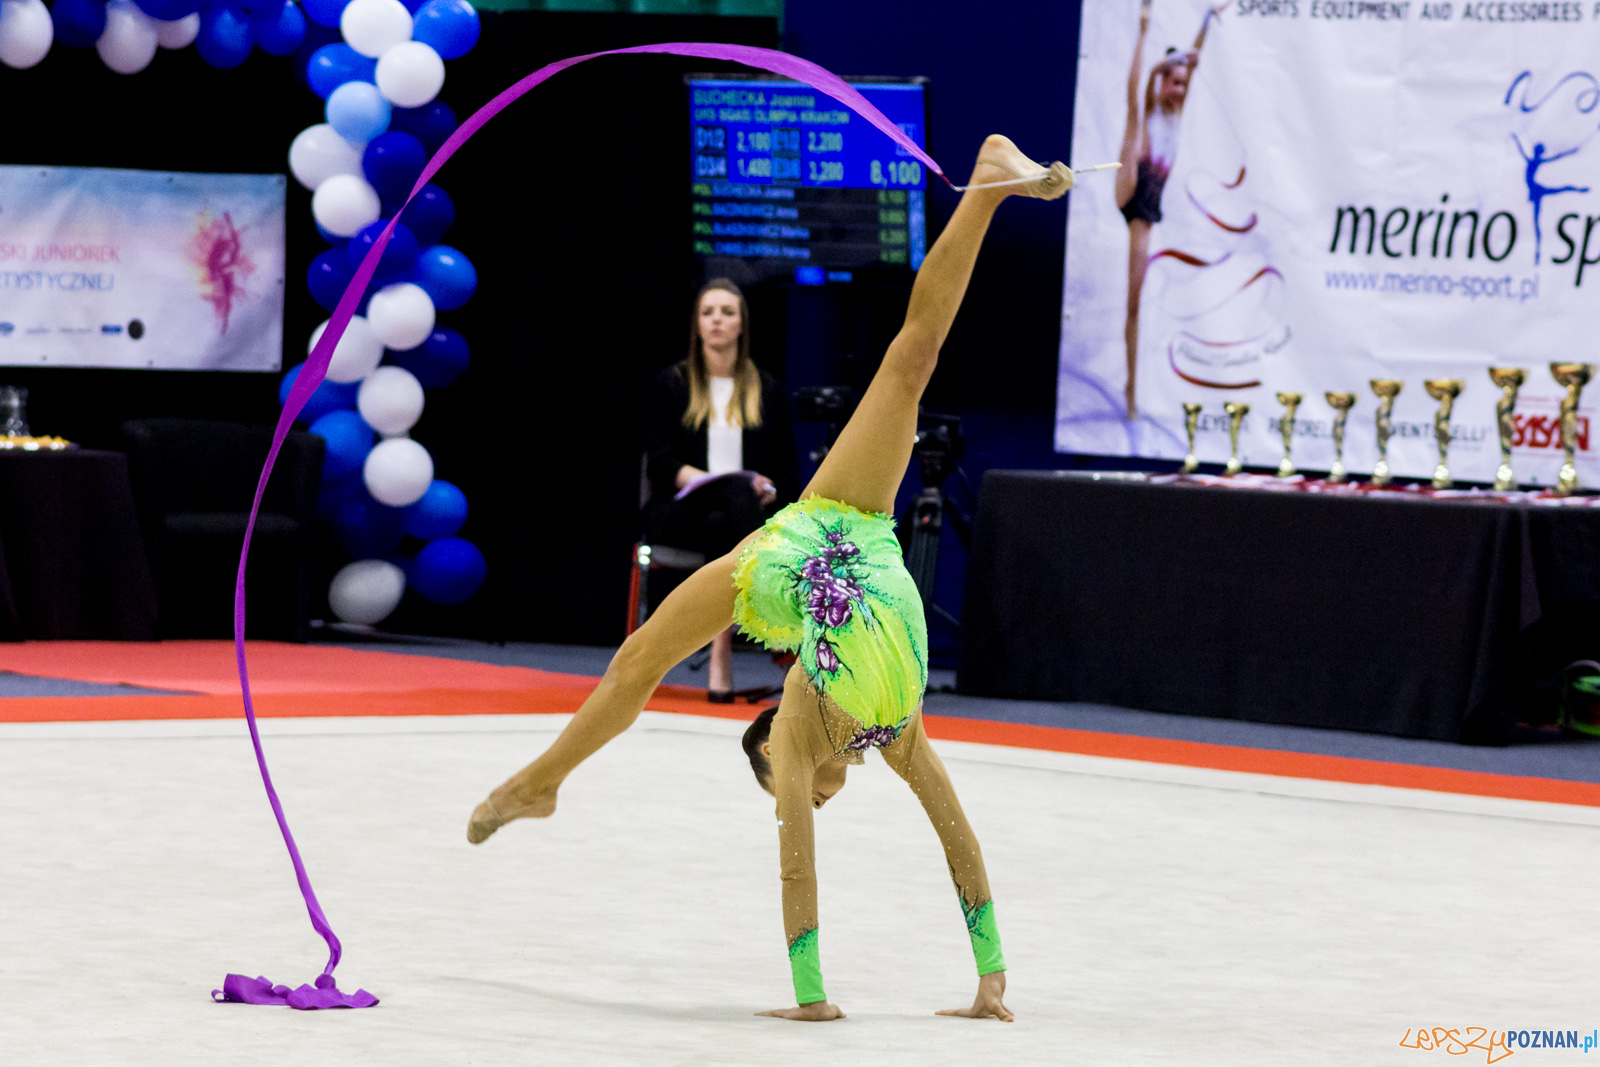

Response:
(0, 671), (188, 698)
(4, 712), (1597, 1066)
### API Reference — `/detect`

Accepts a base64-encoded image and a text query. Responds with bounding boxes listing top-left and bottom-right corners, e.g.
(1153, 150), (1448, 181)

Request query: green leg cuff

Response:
(961, 897), (1006, 976)
(788, 926), (827, 1004)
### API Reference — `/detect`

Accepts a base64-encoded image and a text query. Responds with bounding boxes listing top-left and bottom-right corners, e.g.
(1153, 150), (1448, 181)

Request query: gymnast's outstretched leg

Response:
(466, 538), (747, 841)
(801, 135), (1070, 515)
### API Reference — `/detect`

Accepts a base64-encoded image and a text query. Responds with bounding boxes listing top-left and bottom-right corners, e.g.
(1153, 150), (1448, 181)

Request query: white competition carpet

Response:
(3, 711), (1598, 1065)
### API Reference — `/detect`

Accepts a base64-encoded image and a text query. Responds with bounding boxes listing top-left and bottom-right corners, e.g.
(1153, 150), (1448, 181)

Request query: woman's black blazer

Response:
(645, 363), (800, 519)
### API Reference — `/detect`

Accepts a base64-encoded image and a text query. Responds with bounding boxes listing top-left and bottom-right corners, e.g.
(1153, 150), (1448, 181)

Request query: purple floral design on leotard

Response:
(845, 724), (898, 750)
(800, 530), (865, 676)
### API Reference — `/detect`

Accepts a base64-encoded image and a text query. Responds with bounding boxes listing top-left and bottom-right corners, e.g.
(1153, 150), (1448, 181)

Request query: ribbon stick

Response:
(221, 41), (960, 1010)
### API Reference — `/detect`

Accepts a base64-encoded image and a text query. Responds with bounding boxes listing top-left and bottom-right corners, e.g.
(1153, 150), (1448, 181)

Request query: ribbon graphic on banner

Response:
(216, 42), (949, 1010)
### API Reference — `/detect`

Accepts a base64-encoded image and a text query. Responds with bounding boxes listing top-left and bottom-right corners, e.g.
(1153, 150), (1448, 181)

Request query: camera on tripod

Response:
(912, 412), (963, 489)
(793, 385), (858, 463)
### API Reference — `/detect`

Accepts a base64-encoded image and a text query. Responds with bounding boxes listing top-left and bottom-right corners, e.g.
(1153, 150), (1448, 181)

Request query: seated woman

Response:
(469, 135), (1072, 1022)
(645, 279), (798, 699)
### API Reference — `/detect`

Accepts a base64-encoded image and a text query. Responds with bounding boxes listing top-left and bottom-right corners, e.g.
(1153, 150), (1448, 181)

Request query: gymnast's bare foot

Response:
(466, 778), (558, 844)
(971, 134), (1072, 200)
(756, 1001), (847, 1021)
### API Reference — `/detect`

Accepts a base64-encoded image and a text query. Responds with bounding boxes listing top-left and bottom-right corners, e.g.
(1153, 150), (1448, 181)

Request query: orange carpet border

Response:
(3, 682), (1599, 810)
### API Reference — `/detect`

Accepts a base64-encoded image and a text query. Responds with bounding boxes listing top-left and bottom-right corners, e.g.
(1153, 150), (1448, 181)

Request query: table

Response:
(0, 450), (157, 641)
(957, 471), (1600, 743)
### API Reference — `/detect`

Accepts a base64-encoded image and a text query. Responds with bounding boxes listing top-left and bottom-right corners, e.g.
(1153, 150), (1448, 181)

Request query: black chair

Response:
(121, 418), (324, 641)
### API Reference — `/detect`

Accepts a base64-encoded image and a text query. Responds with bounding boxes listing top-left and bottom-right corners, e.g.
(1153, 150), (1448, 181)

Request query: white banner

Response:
(1059, 0), (1600, 487)
(0, 165), (285, 371)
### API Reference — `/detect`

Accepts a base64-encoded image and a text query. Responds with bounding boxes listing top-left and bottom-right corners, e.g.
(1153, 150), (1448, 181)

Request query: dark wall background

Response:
(0, 4), (1105, 653)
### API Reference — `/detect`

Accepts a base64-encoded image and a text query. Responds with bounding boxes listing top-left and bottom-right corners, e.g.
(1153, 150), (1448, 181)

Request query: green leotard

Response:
(734, 496), (928, 750)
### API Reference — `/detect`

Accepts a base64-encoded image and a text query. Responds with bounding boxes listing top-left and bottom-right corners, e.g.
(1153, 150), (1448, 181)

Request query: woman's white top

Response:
(707, 375), (743, 474)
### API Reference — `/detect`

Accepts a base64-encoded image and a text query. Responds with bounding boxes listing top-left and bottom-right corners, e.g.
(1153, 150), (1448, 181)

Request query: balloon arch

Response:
(0, 0), (488, 624)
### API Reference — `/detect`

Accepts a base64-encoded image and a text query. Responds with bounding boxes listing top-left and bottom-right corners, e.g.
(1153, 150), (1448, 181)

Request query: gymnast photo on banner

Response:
(1115, 0), (1223, 420)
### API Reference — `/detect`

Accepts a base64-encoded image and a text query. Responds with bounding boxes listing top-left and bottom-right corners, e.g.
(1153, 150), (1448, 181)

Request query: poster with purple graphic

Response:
(1060, 0), (1600, 487)
(0, 165), (285, 371)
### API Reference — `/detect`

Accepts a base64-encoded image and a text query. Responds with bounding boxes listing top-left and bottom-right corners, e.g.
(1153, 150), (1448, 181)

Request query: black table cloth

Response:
(958, 471), (1600, 743)
(0, 449), (157, 641)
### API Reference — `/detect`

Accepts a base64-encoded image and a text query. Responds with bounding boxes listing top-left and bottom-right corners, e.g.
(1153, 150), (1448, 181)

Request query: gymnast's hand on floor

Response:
(755, 1000), (846, 1021)
(937, 971), (1013, 1022)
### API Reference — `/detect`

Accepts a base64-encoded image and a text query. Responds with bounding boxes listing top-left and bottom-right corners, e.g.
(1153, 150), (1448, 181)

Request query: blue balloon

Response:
(196, 1), (254, 68)
(389, 102), (458, 155)
(397, 183), (454, 247)
(53, 0), (107, 47)
(399, 0), (427, 12)
(305, 43), (374, 97)
(316, 470), (364, 520)
(301, 0), (349, 27)
(347, 220), (421, 283)
(327, 81), (391, 144)
(412, 245), (476, 310)
(252, 0), (306, 57)
(309, 409), (376, 480)
(292, 19), (341, 84)
(280, 362), (360, 424)
(133, 0), (200, 19)
(402, 480), (468, 540)
(410, 537), (487, 605)
(411, 0), (479, 60)
(362, 132), (427, 203)
(335, 496), (408, 557)
(307, 248), (356, 311)
(386, 326), (469, 388)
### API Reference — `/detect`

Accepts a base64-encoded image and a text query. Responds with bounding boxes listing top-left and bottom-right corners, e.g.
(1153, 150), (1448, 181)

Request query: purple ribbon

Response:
(223, 42), (948, 1009)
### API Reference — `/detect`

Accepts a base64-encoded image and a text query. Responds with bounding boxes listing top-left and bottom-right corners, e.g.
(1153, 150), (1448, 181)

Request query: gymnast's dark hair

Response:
(742, 706), (778, 790)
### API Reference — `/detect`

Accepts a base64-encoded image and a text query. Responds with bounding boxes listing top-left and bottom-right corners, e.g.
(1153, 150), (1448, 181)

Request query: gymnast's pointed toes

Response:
(1036, 161), (1073, 199)
(467, 800), (502, 845)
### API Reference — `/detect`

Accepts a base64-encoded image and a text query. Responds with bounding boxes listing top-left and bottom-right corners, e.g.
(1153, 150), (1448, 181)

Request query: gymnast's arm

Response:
(1190, 4), (1224, 62)
(881, 716), (1013, 1021)
(1116, 5), (1151, 207)
(755, 714), (845, 1021)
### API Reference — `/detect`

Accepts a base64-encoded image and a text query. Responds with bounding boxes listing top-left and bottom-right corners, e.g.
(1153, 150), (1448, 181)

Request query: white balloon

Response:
(357, 365), (425, 436)
(0, 0), (51, 69)
(340, 0), (410, 58)
(375, 40), (445, 108)
(366, 282), (435, 351)
(289, 124), (365, 191)
(311, 173), (382, 237)
(96, 0), (158, 75)
(363, 437), (434, 507)
(309, 316), (386, 383)
(328, 559), (407, 625)
(153, 12), (199, 49)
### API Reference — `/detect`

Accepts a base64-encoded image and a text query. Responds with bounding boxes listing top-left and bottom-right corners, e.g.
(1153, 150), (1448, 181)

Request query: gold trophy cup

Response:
(1488, 367), (1526, 491)
(1275, 392), (1303, 477)
(1423, 379), (1463, 489)
(1325, 392), (1357, 483)
(1181, 402), (1202, 474)
(1370, 379), (1403, 486)
(1552, 362), (1596, 493)
(1223, 401), (1249, 476)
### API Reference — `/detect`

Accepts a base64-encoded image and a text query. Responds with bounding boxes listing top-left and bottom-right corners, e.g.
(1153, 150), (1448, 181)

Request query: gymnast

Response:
(467, 135), (1071, 1022)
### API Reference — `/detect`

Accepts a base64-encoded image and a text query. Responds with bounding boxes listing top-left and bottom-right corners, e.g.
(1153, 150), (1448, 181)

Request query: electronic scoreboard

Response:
(688, 76), (927, 280)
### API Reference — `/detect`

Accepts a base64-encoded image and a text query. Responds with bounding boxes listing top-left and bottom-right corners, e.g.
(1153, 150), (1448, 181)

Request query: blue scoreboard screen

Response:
(688, 77), (927, 278)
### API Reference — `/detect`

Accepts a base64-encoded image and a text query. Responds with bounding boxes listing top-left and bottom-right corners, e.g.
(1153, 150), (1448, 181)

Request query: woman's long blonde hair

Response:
(682, 279), (764, 430)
